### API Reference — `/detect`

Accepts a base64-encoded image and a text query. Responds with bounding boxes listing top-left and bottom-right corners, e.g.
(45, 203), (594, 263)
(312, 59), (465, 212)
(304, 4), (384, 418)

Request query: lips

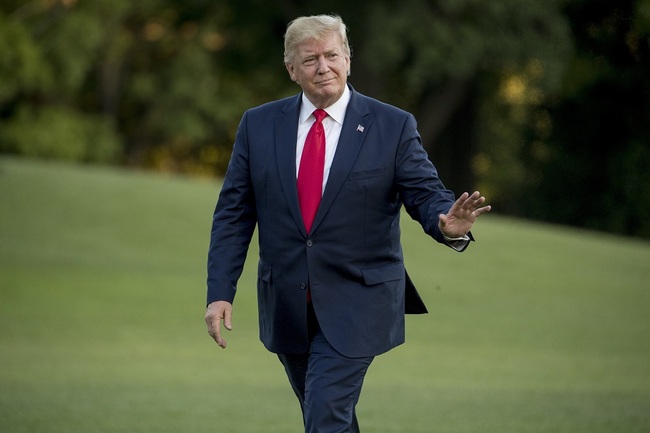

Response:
(315, 77), (335, 85)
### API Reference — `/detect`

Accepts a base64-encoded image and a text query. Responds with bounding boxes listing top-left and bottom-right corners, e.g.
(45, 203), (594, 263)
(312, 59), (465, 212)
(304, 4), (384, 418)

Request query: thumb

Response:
(438, 213), (448, 228)
(223, 306), (233, 331)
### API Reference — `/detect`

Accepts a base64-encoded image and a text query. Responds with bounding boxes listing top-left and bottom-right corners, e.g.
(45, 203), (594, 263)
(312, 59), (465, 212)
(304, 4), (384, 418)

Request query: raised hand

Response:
(438, 191), (491, 238)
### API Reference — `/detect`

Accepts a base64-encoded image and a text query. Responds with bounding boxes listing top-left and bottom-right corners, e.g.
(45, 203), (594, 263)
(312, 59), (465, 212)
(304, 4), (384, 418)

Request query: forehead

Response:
(296, 32), (345, 56)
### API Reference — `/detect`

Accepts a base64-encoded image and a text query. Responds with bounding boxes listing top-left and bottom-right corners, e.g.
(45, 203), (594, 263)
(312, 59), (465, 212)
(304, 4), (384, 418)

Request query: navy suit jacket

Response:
(207, 85), (468, 357)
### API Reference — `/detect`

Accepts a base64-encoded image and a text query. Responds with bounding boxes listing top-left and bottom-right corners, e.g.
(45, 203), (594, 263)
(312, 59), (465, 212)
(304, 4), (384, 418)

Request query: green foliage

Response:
(42, 6), (106, 96)
(0, 105), (120, 163)
(351, 0), (573, 206)
(361, 0), (570, 99)
(517, 0), (650, 238)
(0, 13), (52, 104)
(1, 158), (650, 432)
(601, 140), (650, 237)
(0, 0), (648, 238)
(0, 0), (260, 175)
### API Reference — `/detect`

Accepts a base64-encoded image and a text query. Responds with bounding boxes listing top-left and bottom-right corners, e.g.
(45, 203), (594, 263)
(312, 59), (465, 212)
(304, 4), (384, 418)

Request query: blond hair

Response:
(283, 15), (351, 64)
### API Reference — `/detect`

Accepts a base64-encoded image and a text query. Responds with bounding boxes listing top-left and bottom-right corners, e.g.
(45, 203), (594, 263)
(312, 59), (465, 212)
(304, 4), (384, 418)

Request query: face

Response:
(286, 32), (351, 108)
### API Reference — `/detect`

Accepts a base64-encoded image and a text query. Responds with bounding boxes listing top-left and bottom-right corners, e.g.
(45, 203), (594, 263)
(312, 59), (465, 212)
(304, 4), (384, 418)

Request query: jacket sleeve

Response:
(206, 111), (258, 305)
(394, 113), (466, 246)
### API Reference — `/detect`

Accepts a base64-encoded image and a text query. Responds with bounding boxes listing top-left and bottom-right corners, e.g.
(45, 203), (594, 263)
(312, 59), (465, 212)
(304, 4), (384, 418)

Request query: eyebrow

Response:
(300, 48), (340, 59)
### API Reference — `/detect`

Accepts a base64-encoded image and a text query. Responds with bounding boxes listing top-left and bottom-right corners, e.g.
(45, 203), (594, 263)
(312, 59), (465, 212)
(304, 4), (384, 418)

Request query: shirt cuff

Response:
(443, 234), (470, 251)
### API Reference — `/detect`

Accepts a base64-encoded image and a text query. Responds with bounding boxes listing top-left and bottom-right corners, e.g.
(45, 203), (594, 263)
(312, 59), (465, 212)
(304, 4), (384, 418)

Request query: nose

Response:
(316, 56), (329, 74)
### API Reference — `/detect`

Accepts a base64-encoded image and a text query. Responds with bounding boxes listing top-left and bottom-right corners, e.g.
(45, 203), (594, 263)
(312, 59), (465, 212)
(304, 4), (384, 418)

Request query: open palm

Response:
(438, 191), (491, 238)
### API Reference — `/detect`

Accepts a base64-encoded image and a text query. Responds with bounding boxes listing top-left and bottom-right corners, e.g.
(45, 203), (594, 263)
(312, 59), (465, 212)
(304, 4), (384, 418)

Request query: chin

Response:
(319, 86), (343, 98)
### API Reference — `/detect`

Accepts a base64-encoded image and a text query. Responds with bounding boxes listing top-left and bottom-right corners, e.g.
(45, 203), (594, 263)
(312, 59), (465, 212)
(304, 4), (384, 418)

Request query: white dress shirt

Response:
(295, 85), (351, 194)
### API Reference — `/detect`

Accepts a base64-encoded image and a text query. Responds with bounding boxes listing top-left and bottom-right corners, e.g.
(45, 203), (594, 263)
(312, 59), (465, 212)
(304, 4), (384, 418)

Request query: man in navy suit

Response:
(205, 14), (491, 432)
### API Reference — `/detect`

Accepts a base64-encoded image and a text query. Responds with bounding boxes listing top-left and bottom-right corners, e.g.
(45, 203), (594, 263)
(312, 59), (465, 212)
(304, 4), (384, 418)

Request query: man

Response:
(205, 14), (491, 433)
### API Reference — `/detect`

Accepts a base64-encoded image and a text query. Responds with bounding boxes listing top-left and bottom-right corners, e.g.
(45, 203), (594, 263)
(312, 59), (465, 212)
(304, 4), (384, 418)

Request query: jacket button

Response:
(306, 239), (313, 247)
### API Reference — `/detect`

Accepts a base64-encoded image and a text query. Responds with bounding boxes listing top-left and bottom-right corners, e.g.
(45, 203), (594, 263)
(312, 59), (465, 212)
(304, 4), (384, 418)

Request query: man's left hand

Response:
(438, 191), (491, 238)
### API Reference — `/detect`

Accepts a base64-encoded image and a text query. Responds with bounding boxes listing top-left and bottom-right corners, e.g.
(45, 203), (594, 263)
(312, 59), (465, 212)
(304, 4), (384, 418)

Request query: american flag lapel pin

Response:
(356, 124), (365, 132)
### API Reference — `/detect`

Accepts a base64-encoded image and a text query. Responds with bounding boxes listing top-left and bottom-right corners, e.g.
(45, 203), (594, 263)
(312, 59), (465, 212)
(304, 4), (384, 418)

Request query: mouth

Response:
(315, 77), (335, 86)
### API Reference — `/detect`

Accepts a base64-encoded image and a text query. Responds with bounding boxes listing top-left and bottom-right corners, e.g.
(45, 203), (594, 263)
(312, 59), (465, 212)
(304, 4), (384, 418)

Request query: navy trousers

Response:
(278, 306), (374, 433)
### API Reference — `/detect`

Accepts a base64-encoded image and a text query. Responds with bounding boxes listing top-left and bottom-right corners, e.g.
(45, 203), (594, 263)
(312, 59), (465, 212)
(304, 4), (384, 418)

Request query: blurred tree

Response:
(0, 0), (277, 173)
(520, 0), (650, 237)
(1, 105), (120, 162)
(352, 0), (572, 195)
(1, 0), (572, 178)
(0, 10), (51, 105)
(1, 0), (648, 237)
(0, 0), (121, 163)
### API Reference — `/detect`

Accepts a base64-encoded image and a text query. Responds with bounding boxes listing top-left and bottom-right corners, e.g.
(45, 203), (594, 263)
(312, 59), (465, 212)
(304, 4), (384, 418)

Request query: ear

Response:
(285, 63), (297, 82)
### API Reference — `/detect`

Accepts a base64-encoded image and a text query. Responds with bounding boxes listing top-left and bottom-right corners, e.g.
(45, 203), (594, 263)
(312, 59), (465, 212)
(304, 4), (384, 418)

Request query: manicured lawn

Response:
(1, 157), (649, 432)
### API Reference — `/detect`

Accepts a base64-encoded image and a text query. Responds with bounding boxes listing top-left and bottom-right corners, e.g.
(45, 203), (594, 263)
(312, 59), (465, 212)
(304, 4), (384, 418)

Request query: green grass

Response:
(1, 156), (649, 433)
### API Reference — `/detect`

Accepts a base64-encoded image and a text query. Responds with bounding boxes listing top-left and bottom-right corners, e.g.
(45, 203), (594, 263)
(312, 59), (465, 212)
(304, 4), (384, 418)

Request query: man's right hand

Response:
(205, 301), (233, 349)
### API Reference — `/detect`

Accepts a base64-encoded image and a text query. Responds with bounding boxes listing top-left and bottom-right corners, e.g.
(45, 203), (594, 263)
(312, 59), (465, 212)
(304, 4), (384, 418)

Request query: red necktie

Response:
(297, 109), (327, 233)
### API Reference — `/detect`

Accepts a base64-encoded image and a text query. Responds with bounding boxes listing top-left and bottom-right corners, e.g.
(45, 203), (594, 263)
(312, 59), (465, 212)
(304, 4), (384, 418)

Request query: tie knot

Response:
(313, 109), (327, 123)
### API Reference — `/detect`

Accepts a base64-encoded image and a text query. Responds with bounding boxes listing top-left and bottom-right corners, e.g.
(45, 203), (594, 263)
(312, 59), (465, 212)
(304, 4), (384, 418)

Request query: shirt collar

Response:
(299, 85), (351, 125)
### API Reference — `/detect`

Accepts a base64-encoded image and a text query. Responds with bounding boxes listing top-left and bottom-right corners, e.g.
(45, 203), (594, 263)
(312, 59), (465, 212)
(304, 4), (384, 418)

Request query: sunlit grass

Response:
(1, 157), (649, 432)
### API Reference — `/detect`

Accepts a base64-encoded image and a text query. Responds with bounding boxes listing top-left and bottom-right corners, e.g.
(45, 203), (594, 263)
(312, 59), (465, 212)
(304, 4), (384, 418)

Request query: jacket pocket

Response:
(361, 262), (404, 285)
(258, 260), (272, 283)
(348, 166), (385, 181)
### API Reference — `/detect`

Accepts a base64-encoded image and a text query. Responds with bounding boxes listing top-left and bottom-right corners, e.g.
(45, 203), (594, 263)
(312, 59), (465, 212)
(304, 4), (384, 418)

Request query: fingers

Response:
(206, 313), (226, 348)
(469, 190), (492, 216)
(440, 190), (491, 237)
(474, 204), (492, 216)
(214, 320), (227, 349)
(460, 191), (491, 213)
(462, 191), (482, 209)
(205, 301), (233, 349)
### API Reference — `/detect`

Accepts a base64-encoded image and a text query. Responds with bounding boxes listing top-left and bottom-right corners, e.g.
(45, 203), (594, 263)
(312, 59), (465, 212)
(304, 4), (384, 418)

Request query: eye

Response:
(303, 57), (316, 66)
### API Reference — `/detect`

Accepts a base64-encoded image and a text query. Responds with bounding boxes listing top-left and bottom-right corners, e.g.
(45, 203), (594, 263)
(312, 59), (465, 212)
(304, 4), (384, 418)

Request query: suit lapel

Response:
(275, 94), (307, 236)
(310, 88), (372, 233)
